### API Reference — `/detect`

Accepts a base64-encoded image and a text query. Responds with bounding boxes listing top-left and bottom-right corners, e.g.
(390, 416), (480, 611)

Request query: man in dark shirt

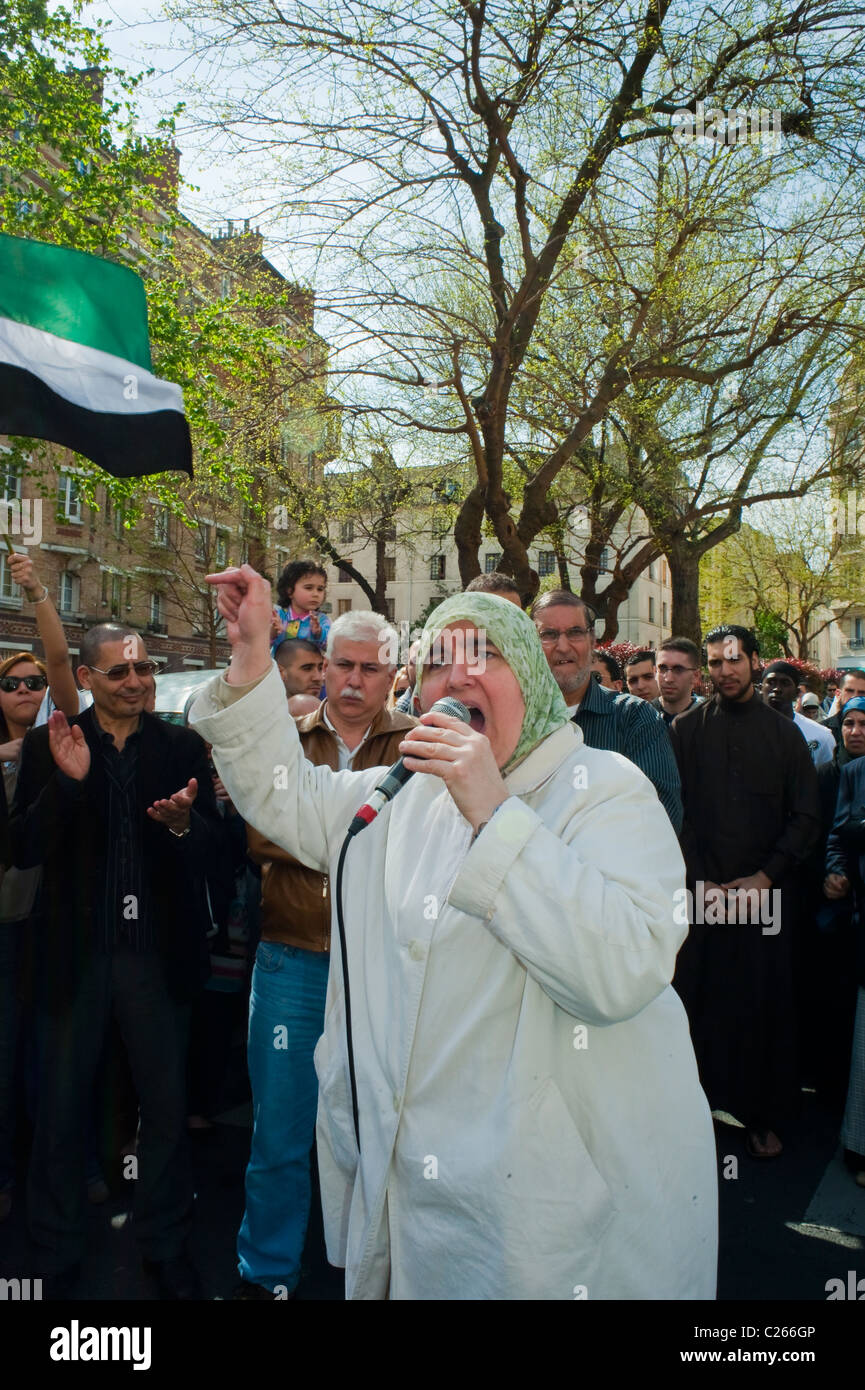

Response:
(532, 590), (682, 830)
(670, 625), (820, 1160)
(11, 625), (218, 1297)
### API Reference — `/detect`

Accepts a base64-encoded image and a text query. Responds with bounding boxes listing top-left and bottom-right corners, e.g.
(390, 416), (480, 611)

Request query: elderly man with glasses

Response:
(9, 624), (219, 1299)
(532, 591), (682, 831)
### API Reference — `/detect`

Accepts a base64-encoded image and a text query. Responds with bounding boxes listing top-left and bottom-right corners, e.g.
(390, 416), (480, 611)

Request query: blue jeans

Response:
(237, 941), (329, 1293)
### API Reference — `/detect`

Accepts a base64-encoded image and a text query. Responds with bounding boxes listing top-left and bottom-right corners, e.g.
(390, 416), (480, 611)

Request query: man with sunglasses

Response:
(9, 624), (219, 1299)
(532, 590), (682, 831)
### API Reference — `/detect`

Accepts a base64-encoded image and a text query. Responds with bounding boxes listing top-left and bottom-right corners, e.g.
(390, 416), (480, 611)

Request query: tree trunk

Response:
(454, 481), (485, 586)
(550, 518), (571, 590)
(667, 545), (703, 646)
(373, 534), (388, 615)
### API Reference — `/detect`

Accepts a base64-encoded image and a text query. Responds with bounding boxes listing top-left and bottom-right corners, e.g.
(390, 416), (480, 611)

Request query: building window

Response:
(538, 550), (556, 577)
(384, 556), (396, 582)
(340, 521), (354, 544)
(598, 546), (611, 573)
(58, 472), (82, 523)
(662, 601), (668, 629)
(431, 513), (449, 539)
(338, 598), (352, 615)
(195, 522), (212, 564)
(648, 596), (655, 623)
(59, 572), (80, 615)
(0, 555), (21, 604)
(102, 572), (123, 616)
(150, 592), (165, 628)
(153, 505), (169, 547)
(648, 561), (656, 581)
(385, 598), (395, 621)
(216, 528), (229, 568)
(337, 559), (353, 583)
(306, 453), (316, 482)
(126, 578), (132, 611)
(484, 552), (502, 574)
(0, 459), (21, 500)
(113, 507), (125, 539)
(430, 555), (446, 581)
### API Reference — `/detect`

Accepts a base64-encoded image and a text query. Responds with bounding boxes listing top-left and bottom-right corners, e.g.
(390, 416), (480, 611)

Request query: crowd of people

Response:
(0, 550), (862, 1301)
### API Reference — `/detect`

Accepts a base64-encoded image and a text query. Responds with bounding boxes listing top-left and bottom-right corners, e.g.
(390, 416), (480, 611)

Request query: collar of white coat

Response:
(502, 720), (583, 795)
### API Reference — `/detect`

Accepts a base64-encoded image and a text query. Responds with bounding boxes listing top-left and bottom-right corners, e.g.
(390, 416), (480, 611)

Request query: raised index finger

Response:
(205, 567), (247, 587)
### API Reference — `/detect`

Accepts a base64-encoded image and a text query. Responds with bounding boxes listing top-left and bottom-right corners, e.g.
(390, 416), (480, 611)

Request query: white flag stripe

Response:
(0, 315), (184, 417)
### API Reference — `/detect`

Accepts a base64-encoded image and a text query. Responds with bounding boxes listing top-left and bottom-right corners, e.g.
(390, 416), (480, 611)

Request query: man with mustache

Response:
(235, 610), (415, 1299)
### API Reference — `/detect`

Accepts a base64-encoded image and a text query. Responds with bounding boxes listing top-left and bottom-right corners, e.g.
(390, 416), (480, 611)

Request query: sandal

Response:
(746, 1128), (783, 1159)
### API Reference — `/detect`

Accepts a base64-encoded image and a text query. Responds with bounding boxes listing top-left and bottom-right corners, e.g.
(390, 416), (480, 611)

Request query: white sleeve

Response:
(188, 662), (387, 872)
(447, 769), (687, 1026)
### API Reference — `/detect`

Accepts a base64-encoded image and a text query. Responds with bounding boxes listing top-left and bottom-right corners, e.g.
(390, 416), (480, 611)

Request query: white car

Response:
(153, 668), (225, 726)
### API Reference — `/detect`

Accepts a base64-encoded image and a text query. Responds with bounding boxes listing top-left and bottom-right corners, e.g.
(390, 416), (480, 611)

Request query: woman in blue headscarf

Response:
(189, 568), (718, 1301)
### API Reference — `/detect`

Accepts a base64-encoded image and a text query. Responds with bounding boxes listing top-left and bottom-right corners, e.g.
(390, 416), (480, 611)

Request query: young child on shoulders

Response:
(271, 560), (330, 656)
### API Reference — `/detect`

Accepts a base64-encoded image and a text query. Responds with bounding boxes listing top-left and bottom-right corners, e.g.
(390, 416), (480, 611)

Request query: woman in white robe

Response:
(189, 571), (717, 1301)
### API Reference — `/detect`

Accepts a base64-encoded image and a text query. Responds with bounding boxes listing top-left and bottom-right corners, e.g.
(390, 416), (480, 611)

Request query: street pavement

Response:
(1, 1059), (861, 1302)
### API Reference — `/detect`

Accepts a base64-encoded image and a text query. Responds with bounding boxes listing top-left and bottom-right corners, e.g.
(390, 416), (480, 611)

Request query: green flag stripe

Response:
(0, 233), (152, 371)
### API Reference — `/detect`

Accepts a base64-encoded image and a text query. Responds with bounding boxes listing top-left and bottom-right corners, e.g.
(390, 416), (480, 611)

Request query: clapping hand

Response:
(47, 711), (90, 781)
(147, 778), (198, 833)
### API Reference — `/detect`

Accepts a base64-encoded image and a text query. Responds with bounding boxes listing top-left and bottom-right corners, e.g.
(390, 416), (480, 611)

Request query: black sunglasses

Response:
(87, 661), (159, 682)
(0, 674), (48, 693)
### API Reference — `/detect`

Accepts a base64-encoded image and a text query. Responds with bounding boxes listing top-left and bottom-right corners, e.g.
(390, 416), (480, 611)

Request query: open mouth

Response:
(467, 705), (486, 733)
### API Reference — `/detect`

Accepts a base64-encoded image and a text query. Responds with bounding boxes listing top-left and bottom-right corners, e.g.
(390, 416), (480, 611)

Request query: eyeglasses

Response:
(0, 674), (47, 693)
(537, 626), (593, 646)
(87, 661), (159, 682)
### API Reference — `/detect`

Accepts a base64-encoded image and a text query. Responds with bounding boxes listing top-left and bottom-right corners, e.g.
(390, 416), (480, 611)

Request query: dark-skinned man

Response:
(762, 660), (834, 768)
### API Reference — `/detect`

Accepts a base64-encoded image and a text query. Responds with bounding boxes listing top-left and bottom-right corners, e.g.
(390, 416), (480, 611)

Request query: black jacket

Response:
(9, 706), (219, 1013)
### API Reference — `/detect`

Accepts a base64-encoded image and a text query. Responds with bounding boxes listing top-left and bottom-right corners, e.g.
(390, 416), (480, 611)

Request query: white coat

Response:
(190, 663), (717, 1300)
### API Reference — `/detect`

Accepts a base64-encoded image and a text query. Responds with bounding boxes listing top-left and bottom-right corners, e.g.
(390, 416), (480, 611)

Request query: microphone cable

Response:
(334, 695), (471, 1154)
(335, 825), (362, 1151)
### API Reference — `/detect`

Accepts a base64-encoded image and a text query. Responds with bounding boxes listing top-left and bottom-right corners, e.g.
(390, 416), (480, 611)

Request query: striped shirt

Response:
(571, 676), (683, 831)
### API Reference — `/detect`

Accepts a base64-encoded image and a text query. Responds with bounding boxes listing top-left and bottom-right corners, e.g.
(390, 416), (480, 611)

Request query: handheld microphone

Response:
(347, 696), (470, 835)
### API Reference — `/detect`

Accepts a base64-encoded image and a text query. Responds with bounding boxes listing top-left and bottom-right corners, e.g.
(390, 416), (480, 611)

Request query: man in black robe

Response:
(670, 626), (820, 1159)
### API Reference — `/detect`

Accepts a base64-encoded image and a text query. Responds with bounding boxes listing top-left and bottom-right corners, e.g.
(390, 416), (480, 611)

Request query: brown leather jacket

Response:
(245, 701), (417, 952)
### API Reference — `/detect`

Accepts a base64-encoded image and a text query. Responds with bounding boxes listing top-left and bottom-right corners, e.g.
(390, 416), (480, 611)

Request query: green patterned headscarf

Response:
(415, 591), (572, 771)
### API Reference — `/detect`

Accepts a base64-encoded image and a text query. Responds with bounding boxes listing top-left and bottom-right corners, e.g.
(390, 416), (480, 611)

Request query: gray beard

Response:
(552, 659), (594, 696)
